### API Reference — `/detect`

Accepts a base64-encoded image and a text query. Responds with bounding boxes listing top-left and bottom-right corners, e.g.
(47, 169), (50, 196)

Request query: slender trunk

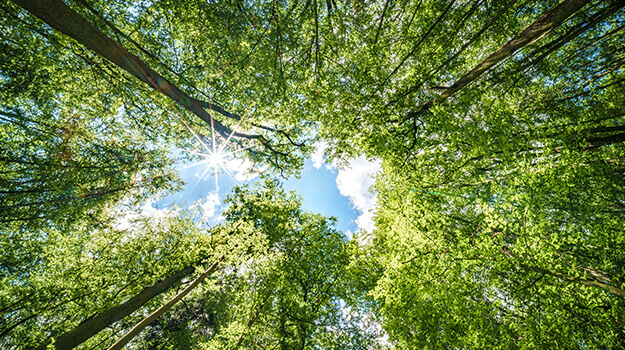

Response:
(10, 0), (259, 141)
(391, 0), (516, 104)
(586, 132), (625, 149)
(107, 258), (223, 350)
(35, 266), (196, 350)
(232, 296), (270, 350)
(410, 0), (593, 116)
(232, 308), (262, 350)
(520, 264), (625, 297)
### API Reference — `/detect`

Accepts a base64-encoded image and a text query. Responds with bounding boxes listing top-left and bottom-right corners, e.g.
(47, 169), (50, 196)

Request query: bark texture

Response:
(411, 0), (593, 116)
(35, 266), (196, 350)
(10, 0), (258, 141)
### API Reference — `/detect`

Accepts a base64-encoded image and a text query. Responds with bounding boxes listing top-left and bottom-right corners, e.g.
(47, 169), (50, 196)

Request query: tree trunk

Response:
(411, 0), (593, 116)
(10, 0), (259, 141)
(35, 266), (196, 350)
(232, 297), (269, 350)
(107, 258), (223, 350)
(586, 132), (625, 149)
(520, 264), (625, 297)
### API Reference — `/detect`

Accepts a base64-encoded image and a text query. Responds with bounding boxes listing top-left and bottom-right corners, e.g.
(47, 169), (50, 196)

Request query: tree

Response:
(9, 0), (313, 174)
(308, 0), (625, 164)
(131, 180), (375, 350)
(409, 0), (592, 115)
(308, 0), (625, 348)
(106, 259), (222, 350)
(1, 0), (183, 236)
(3, 0), (625, 348)
(1, 208), (213, 349)
(359, 162), (625, 348)
(6, 180), (372, 350)
(32, 265), (197, 350)
(1, 1), (333, 348)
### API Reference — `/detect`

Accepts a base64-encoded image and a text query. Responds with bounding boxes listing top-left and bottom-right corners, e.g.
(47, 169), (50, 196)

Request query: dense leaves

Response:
(2, 0), (625, 348)
(343, 0), (625, 347)
(135, 180), (369, 350)
(1, 209), (210, 349)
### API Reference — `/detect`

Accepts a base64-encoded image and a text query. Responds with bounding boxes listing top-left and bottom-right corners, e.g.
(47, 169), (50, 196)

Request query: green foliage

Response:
(3, 0), (625, 348)
(364, 162), (625, 348)
(0, 208), (210, 349)
(0, 1), (185, 235)
(135, 180), (375, 349)
(296, 0), (625, 347)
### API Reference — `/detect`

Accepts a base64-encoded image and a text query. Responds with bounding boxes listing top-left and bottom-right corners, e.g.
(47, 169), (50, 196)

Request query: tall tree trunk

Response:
(586, 132), (625, 149)
(10, 0), (259, 142)
(520, 264), (625, 297)
(410, 0), (594, 117)
(35, 266), (196, 350)
(107, 258), (223, 350)
(232, 296), (270, 350)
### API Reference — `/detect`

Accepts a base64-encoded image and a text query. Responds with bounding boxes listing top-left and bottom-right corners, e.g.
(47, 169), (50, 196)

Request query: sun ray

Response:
(179, 160), (210, 170)
(188, 163), (213, 193)
(214, 163), (219, 190)
(177, 114), (212, 154)
(175, 105), (260, 194)
(219, 104), (254, 153)
(222, 166), (238, 184)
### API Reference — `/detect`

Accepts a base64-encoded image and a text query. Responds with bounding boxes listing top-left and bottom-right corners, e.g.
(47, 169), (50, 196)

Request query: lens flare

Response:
(176, 109), (254, 192)
(206, 150), (225, 168)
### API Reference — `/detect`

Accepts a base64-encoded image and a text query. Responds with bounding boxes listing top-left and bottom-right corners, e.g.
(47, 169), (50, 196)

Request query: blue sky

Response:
(154, 147), (381, 237)
(283, 160), (359, 233)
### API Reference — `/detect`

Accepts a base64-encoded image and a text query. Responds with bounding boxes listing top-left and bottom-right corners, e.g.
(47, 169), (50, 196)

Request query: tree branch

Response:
(408, 0), (594, 118)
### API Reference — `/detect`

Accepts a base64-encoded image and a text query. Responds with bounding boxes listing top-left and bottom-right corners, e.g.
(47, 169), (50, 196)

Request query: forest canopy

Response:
(1, 0), (625, 349)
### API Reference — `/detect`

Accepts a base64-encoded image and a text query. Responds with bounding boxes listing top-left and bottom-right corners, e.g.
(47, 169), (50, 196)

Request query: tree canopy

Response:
(2, 0), (625, 348)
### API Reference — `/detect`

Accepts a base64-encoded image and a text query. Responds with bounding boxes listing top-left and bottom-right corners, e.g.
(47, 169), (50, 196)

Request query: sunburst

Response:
(177, 110), (253, 192)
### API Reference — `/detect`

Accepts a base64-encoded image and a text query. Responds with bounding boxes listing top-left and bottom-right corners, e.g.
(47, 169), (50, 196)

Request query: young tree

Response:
(129, 180), (374, 349)
(1, 208), (212, 349)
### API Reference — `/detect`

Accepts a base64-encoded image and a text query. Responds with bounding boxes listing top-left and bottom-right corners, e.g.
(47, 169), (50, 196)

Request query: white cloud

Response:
(344, 230), (354, 240)
(335, 156), (382, 233)
(114, 201), (172, 230)
(190, 191), (221, 223)
(199, 192), (220, 221)
(228, 158), (267, 182)
(311, 141), (328, 169)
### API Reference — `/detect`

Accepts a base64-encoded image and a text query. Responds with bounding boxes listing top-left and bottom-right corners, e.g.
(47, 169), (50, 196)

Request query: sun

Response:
(177, 114), (251, 191)
(184, 147), (236, 191)
(192, 148), (233, 178)
(206, 150), (226, 168)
